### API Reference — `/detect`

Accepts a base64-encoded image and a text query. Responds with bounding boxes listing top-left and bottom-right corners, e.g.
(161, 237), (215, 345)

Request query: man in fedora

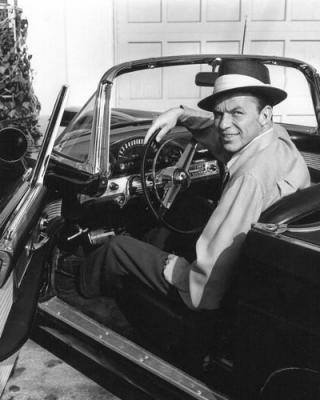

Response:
(62, 59), (310, 311)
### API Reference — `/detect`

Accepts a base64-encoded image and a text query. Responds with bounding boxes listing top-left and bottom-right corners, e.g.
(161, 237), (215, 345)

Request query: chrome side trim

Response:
(0, 184), (47, 288)
(31, 86), (69, 187)
(0, 273), (13, 337)
(254, 221), (320, 235)
(0, 184), (46, 252)
(252, 224), (320, 253)
(39, 297), (227, 400)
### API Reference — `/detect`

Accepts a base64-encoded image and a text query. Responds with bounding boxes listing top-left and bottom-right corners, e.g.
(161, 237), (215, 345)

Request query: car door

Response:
(0, 86), (69, 393)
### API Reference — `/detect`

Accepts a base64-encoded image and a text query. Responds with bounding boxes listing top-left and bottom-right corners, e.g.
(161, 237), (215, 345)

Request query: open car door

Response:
(0, 86), (69, 395)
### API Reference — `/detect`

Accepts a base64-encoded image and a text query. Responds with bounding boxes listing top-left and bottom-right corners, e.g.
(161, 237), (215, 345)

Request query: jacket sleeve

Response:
(179, 105), (215, 131)
(164, 173), (263, 310)
(178, 105), (224, 160)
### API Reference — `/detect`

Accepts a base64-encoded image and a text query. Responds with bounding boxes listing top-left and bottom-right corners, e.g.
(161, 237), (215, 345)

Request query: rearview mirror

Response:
(195, 72), (218, 87)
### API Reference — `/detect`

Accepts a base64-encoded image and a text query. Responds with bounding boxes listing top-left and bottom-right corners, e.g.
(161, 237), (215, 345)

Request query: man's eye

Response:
(232, 110), (243, 116)
(214, 111), (222, 118)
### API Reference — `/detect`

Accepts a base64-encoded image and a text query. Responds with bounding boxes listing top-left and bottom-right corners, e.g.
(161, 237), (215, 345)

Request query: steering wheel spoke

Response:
(162, 183), (181, 209)
(141, 129), (214, 234)
(176, 140), (197, 170)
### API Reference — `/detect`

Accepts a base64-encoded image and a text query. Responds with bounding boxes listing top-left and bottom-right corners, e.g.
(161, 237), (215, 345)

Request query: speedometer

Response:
(118, 137), (146, 160)
(115, 136), (158, 174)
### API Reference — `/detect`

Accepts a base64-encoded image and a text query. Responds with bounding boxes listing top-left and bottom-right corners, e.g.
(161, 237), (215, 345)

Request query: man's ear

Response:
(259, 105), (273, 127)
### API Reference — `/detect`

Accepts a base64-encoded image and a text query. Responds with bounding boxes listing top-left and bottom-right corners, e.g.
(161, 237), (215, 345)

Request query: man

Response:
(67, 59), (310, 311)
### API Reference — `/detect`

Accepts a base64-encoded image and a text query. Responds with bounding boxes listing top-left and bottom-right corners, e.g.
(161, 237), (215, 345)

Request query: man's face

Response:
(213, 94), (267, 154)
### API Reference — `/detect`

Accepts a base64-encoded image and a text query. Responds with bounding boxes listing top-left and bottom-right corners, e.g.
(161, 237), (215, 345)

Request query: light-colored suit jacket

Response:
(164, 108), (310, 310)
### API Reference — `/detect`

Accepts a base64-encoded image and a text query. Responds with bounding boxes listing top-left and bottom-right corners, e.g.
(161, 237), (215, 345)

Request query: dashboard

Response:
(103, 131), (220, 207)
(111, 136), (183, 176)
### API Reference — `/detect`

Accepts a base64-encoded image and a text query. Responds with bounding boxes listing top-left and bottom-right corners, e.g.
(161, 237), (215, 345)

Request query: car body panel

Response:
(237, 224), (320, 397)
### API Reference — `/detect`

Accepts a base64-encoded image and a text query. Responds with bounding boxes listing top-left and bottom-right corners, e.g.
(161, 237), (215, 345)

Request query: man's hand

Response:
(144, 107), (184, 144)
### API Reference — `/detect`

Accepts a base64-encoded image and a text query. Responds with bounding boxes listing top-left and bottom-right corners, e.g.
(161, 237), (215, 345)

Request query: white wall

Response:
(18, 0), (114, 116)
(16, 0), (320, 120)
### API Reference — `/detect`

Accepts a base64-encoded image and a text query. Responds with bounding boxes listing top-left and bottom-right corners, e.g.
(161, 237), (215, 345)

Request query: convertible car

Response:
(1, 54), (320, 400)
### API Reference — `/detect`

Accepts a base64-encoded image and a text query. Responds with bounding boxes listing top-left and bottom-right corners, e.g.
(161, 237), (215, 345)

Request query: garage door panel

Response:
(128, 41), (162, 59)
(249, 40), (285, 56)
(251, 0), (286, 21)
(166, 42), (201, 99)
(206, 0), (241, 21)
(166, 41), (201, 55)
(127, 0), (162, 23)
(167, 0), (201, 22)
(166, 64), (201, 99)
(291, 0), (320, 20)
(287, 40), (320, 69)
(118, 69), (163, 101)
(205, 41), (240, 53)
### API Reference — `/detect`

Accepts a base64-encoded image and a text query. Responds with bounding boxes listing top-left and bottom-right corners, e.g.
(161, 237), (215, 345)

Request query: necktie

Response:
(220, 163), (230, 196)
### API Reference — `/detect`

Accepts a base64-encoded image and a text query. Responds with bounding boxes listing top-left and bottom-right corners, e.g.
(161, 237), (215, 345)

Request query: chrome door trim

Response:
(31, 85), (69, 187)
(39, 297), (228, 400)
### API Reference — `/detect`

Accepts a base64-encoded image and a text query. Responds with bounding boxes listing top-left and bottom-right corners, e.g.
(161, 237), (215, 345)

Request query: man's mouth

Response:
(221, 132), (239, 138)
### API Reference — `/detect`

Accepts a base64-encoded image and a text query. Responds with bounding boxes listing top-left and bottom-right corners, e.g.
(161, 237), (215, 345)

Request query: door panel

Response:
(0, 86), (69, 391)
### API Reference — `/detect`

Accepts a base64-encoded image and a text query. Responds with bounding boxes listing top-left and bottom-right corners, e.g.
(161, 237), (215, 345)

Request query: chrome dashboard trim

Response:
(79, 159), (219, 208)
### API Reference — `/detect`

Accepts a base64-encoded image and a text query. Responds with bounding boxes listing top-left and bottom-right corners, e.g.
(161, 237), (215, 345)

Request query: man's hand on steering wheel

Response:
(144, 107), (185, 144)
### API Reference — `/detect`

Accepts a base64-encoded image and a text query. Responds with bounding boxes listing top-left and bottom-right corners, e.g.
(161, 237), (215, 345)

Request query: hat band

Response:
(214, 74), (272, 95)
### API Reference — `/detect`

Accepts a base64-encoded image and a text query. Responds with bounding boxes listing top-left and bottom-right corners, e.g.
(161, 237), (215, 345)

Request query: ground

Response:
(2, 340), (120, 400)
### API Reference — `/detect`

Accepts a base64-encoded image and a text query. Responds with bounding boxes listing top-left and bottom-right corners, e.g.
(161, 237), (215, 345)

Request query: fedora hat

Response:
(198, 59), (287, 111)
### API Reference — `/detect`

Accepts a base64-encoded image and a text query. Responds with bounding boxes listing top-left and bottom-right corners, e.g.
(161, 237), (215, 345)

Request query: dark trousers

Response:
(79, 235), (185, 306)
(78, 235), (226, 371)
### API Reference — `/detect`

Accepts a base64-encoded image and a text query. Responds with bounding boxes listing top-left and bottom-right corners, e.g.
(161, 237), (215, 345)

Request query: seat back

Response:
(260, 183), (320, 224)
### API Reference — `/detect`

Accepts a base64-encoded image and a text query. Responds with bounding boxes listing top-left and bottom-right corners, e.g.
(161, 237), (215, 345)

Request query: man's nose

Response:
(219, 113), (232, 130)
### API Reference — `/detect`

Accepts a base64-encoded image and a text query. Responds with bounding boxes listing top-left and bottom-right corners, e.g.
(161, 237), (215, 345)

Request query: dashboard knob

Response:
(109, 182), (119, 191)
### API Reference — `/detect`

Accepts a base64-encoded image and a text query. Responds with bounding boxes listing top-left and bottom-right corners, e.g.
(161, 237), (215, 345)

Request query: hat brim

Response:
(198, 86), (287, 112)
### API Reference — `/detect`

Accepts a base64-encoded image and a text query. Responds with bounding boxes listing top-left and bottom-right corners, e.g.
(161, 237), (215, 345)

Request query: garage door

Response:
(114, 0), (320, 125)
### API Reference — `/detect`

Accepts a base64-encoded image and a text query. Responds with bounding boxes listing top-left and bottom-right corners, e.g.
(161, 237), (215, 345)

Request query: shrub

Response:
(0, 5), (41, 144)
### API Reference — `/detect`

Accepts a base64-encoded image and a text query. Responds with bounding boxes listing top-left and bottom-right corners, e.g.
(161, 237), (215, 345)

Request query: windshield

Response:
(53, 94), (95, 163)
(52, 58), (319, 169)
(53, 93), (151, 163)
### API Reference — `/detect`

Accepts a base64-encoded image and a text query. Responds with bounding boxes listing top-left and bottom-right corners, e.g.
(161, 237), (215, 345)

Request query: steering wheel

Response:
(141, 129), (209, 234)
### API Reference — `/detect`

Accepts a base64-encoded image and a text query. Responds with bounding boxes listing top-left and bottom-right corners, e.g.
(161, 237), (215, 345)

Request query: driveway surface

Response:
(2, 340), (120, 400)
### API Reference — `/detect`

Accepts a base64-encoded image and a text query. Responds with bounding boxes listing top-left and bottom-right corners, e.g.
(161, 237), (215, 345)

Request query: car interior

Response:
(37, 59), (320, 398)
(42, 128), (320, 391)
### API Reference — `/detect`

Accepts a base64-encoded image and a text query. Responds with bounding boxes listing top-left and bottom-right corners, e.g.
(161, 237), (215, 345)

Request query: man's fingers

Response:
(144, 108), (182, 144)
(144, 124), (158, 144)
(156, 126), (170, 142)
(144, 125), (171, 144)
